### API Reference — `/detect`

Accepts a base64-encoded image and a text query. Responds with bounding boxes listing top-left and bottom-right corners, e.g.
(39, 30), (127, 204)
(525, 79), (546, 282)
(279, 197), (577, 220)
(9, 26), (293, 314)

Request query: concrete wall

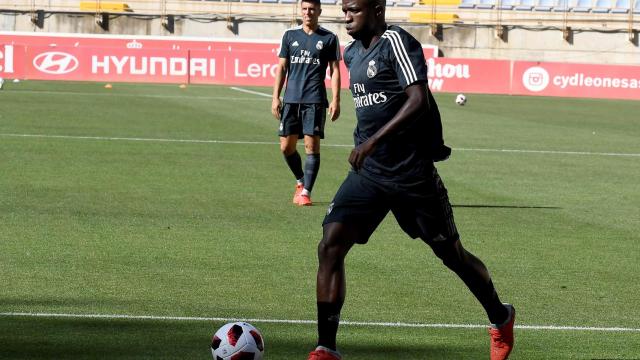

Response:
(2, 12), (639, 65)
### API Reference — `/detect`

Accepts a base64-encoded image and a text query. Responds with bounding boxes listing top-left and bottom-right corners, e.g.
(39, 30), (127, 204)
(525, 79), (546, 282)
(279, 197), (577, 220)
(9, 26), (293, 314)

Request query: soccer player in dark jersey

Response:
(272, 0), (341, 206)
(307, 0), (515, 359)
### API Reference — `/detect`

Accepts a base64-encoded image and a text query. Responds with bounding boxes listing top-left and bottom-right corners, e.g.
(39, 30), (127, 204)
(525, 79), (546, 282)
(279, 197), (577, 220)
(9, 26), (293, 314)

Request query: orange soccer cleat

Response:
(307, 347), (341, 360)
(488, 304), (516, 360)
(293, 184), (304, 204)
(296, 193), (312, 206)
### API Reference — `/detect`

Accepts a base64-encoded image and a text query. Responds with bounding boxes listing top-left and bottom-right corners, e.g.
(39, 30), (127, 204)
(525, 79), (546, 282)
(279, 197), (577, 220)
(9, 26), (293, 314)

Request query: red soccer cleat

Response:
(293, 184), (304, 204)
(296, 193), (312, 206)
(488, 304), (516, 360)
(307, 347), (341, 360)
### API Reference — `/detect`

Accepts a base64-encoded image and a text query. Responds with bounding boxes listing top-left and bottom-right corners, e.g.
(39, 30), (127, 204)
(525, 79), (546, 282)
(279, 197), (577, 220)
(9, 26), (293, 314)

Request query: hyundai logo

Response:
(33, 51), (79, 74)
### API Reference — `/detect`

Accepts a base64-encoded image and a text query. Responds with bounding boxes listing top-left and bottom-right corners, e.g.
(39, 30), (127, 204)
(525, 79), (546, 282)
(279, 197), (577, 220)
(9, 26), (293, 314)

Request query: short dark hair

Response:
(301, 0), (322, 6)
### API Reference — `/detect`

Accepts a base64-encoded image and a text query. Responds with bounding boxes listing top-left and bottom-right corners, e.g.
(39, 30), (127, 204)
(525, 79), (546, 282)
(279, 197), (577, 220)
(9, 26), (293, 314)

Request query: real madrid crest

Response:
(367, 60), (377, 78)
(316, 41), (324, 50)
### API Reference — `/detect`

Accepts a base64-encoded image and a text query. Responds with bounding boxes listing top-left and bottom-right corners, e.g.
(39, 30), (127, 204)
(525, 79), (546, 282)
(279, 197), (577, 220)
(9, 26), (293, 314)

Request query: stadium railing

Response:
(1, 0), (637, 36)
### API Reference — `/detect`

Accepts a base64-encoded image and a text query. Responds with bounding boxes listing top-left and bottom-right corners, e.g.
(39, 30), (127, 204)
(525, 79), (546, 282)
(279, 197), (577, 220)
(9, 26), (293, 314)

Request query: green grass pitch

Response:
(0, 80), (639, 359)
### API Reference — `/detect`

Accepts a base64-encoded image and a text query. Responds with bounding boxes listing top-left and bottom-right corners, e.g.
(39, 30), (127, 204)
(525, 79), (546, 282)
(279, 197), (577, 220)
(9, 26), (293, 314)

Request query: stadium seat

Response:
(476, 0), (496, 8)
(261, 0), (279, 3)
(515, 0), (535, 10)
(386, 0), (396, 5)
(553, 0), (572, 11)
(534, 0), (555, 10)
(408, 12), (460, 23)
(396, 0), (416, 6)
(459, 0), (477, 8)
(320, 0), (337, 4)
(79, 1), (131, 11)
(610, 0), (630, 12)
(499, 0), (519, 10)
(572, 0), (592, 12)
(634, 0), (640, 12)
(592, 0), (612, 12)
(280, 0), (297, 3)
(242, 0), (259, 3)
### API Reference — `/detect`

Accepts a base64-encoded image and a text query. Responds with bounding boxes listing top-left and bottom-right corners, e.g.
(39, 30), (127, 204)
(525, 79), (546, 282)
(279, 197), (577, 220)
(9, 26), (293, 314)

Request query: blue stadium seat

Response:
(592, 0), (612, 12)
(320, 0), (337, 4)
(572, 0), (592, 12)
(395, 0), (416, 6)
(610, 0), (630, 12)
(280, 0), (297, 3)
(261, 0), (279, 2)
(459, 0), (477, 8)
(515, 0), (535, 9)
(553, 0), (572, 11)
(535, 0), (555, 10)
(499, 0), (519, 9)
(386, 0), (396, 5)
(477, 0), (496, 8)
(634, 0), (640, 13)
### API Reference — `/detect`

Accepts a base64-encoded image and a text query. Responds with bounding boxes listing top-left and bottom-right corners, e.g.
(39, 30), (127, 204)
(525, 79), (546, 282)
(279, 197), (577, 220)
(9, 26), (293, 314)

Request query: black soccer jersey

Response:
(344, 25), (447, 182)
(279, 26), (341, 105)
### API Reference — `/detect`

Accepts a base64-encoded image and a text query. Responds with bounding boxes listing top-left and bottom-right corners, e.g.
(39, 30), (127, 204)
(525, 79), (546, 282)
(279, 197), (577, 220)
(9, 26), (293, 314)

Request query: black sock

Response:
(482, 280), (509, 325)
(304, 153), (320, 192)
(284, 151), (304, 181)
(317, 301), (340, 351)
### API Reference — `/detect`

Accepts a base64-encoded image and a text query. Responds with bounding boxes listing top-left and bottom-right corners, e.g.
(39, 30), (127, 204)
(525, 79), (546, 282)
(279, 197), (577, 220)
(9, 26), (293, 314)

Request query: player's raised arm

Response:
(349, 83), (427, 170)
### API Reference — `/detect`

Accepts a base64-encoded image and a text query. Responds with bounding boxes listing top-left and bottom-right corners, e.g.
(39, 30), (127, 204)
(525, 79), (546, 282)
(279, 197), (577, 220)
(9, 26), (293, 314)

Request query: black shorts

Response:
(279, 103), (326, 139)
(323, 169), (459, 244)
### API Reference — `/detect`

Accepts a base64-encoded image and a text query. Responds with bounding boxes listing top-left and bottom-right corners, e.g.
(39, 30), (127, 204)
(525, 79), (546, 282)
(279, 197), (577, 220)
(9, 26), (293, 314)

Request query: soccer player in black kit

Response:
(272, 0), (341, 206)
(307, 0), (515, 359)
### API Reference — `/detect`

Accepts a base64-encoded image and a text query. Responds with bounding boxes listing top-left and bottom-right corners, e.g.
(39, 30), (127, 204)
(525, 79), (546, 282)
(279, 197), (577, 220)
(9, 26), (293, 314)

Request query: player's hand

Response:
(328, 100), (340, 121)
(349, 139), (377, 171)
(271, 98), (282, 120)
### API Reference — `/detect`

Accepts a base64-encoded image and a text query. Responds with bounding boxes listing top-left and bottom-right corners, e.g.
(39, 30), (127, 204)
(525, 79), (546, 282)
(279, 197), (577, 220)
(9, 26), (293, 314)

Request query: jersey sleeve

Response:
(327, 34), (341, 61)
(278, 31), (289, 59)
(383, 30), (428, 89)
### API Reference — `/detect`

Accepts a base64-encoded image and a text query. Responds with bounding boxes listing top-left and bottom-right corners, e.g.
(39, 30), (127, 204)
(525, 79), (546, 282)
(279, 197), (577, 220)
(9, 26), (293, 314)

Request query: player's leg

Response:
(279, 104), (305, 202)
(298, 104), (326, 205)
(300, 135), (321, 205)
(310, 172), (388, 360)
(427, 238), (515, 360)
(394, 169), (514, 359)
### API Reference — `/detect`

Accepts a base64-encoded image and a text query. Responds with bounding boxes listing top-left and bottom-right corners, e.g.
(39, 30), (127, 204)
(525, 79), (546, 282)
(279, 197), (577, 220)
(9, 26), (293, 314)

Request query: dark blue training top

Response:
(343, 25), (449, 183)
(279, 26), (341, 105)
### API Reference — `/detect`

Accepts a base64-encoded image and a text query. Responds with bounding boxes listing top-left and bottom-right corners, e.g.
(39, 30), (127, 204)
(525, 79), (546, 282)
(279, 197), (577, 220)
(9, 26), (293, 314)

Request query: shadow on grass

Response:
(0, 316), (485, 359)
(453, 204), (561, 209)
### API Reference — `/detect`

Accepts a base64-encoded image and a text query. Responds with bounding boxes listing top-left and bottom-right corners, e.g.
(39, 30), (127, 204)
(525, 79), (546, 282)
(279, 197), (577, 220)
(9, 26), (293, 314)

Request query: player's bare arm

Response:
(328, 60), (341, 121)
(271, 57), (288, 120)
(349, 83), (427, 170)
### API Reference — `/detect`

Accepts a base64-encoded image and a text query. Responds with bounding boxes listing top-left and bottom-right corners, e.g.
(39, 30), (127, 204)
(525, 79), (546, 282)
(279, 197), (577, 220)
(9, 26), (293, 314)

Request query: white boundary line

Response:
(230, 87), (273, 98)
(1, 133), (639, 158)
(1, 312), (639, 332)
(6, 89), (270, 101)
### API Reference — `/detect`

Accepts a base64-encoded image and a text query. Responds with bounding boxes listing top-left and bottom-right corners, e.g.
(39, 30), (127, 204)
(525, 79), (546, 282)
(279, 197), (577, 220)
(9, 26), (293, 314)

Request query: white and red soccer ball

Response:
(211, 322), (264, 360)
(455, 93), (467, 106)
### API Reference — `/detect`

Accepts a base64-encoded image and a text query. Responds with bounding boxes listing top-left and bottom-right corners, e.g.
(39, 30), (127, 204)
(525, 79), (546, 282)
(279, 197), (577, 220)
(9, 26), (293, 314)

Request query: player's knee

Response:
(431, 239), (467, 270)
(280, 143), (295, 155)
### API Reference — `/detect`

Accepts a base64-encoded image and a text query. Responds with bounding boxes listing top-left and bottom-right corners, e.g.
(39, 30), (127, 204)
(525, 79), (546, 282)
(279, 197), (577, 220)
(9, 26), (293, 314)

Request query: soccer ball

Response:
(211, 322), (264, 360)
(455, 93), (467, 106)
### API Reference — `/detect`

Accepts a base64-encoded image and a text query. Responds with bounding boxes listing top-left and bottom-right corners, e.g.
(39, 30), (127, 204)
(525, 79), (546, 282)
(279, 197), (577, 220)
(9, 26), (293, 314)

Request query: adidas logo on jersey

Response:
(291, 41), (299, 47)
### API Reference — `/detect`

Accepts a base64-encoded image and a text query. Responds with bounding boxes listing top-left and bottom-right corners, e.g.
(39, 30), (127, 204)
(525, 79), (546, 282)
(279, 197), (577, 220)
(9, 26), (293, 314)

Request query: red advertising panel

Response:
(0, 44), (26, 79)
(513, 61), (640, 100)
(427, 58), (511, 94)
(24, 45), (191, 83)
(2, 32), (640, 101)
